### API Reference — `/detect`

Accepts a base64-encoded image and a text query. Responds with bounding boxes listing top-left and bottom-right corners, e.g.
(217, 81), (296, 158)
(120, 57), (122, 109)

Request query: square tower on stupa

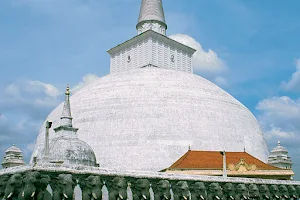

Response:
(107, 0), (196, 74)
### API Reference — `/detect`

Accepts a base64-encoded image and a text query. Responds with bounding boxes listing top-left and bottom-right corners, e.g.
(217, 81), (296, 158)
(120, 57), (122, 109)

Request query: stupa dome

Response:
(42, 86), (98, 167)
(32, 67), (268, 171)
(49, 137), (97, 167)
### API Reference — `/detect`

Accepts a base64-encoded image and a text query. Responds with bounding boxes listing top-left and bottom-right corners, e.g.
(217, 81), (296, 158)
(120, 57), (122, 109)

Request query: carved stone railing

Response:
(0, 164), (299, 200)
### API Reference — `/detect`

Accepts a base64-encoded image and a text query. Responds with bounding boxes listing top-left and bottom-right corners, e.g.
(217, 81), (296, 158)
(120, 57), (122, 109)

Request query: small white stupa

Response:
(2, 144), (25, 168)
(268, 141), (292, 170)
(48, 86), (98, 167)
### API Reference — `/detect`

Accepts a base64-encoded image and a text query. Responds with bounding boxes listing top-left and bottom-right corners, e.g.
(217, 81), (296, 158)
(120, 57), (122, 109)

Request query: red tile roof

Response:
(168, 150), (280, 170)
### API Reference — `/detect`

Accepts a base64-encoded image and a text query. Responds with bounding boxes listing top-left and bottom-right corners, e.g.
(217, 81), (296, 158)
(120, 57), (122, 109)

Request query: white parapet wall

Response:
(1, 164), (300, 185)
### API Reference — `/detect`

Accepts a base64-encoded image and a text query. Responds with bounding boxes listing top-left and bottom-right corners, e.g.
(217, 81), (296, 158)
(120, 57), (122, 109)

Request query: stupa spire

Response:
(54, 85), (78, 134)
(60, 85), (73, 127)
(136, 0), (167, 35)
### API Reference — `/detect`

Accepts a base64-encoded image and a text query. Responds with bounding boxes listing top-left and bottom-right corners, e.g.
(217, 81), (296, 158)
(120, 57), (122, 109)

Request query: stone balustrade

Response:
(0, 165), (300, 200)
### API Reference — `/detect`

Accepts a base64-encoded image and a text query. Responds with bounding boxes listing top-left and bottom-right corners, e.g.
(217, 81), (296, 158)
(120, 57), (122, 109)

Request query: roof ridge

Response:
(190, 150), (246, 153)
(169, 150), (191, 169)
(242, 152), (281, 170)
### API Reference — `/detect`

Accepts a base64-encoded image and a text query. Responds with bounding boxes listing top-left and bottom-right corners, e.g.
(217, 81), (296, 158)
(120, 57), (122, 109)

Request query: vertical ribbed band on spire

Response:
(138, 0), (166, 24)
(61, 86), (73, 127)
(136, 0), (167, 35)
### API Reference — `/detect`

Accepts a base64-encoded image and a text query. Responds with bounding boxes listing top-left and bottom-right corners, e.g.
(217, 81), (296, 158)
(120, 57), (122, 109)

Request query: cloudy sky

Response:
(0, 0), (300, 180)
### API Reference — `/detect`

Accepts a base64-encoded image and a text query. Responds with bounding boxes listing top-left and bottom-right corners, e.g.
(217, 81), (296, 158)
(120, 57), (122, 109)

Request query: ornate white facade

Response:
(268, 141), (292, 170)
(108, 31), (195, 74)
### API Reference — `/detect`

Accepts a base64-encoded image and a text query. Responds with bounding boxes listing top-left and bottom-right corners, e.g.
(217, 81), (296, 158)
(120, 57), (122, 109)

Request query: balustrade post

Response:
(79, 175), (103, 200)
(172, 181), (190, 200)
(0, 175), (10, 199)
(278, 185), (289, 200)
(22, 171), (42, 200)
(223, 183), (235, 200)
(153, 180), (171, 200)
(4, 173), (23, 200)
(190, 182), (207, 200)
(235, 183), (249, 200)
(106, 177), (128, 200)
(207, 183), (222, 200)
(258, 185), (270, 200)
(37, 174), (52, 200)
(248, 184), (260, 200)
(287, 185), (298, 200)
(295, 185), (300, 199)
(51, 174), (76, 200)
(131, 179), (151, 200)
(268, 185), (279, 200)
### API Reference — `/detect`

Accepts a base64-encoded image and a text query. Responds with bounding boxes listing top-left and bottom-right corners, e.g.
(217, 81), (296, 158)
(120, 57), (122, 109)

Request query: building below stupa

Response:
(1, 144), (25, 169)
(163, 149), (294, 180)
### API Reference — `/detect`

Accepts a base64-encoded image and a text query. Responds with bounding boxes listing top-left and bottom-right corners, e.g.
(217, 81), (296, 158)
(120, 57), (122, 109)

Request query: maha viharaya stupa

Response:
(30, 0), (269, 172)
(1, 1), (299, 200)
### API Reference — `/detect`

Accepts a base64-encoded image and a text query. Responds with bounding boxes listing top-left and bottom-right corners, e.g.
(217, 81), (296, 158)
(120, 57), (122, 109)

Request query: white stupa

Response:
(48, 86), (98, 167)
(268, 141), (292, 170)
(2, 145), (25, 169)
(31, 0), (268, 171)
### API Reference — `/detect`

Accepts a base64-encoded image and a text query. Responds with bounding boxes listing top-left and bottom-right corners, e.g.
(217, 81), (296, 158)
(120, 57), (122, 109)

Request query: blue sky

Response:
(0, 0), (300, 180)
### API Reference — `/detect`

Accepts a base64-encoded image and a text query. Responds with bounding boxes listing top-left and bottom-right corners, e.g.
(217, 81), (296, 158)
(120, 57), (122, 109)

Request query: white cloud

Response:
(28, 81), (60, 97)
(0, 113), (42, 164)
(1, 80), (61, 119)
(72, 74), (99, 93)
(264, 126), (296, 140)
(4, 80), (61, 107)
(281, 58), (300, 92)
(256, 96), (300, 118)
(4, 83), (21, 97)
(0, 114), (8, 124)
(256, 96), (300, 142)
(214, 76), (228, 87)
(256, 96), (300, 180)
(169, 34), (226, 73)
